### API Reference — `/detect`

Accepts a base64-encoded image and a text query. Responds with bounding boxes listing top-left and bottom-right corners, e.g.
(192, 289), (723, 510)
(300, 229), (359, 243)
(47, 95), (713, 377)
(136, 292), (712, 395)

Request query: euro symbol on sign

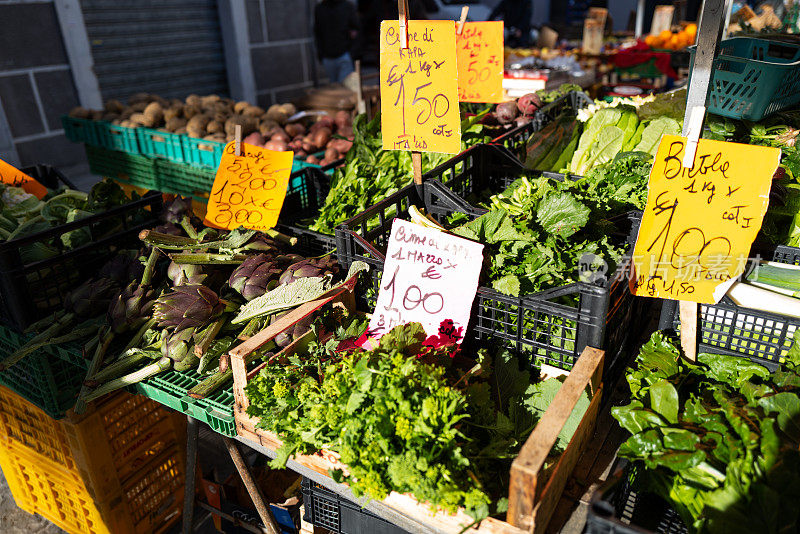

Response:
(421, 266), (441, 280)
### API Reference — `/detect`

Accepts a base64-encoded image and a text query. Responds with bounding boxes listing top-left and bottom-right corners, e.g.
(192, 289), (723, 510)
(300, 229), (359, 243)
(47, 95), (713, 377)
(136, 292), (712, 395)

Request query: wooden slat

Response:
(507, 346), (605, 530)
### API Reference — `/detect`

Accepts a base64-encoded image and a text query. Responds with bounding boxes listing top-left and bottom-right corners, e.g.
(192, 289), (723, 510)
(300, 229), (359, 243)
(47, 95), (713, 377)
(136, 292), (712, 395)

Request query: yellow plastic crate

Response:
(0, 387), (186, 533)
(1, 439), (183, 534)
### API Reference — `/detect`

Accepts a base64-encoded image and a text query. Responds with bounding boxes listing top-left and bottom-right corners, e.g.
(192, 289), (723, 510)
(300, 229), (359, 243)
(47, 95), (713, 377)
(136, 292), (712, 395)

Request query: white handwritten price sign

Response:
(631, 135), (780, 303)
(380, 20), (462, 154)
(456, 21), (504, 103)
(204, 142), (293, 231)
(0, 158), (46, 199)
(367, 219), (483, 344)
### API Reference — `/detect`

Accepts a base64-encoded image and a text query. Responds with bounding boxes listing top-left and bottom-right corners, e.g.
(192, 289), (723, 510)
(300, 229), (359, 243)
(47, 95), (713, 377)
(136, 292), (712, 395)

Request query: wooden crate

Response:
(229, 277), (604, 534)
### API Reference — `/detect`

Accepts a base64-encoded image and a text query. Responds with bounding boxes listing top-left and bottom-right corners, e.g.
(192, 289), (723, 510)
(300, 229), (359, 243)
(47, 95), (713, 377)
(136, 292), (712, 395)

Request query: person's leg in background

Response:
(322, 56), (340, 83)
(335, 52), (354, 82)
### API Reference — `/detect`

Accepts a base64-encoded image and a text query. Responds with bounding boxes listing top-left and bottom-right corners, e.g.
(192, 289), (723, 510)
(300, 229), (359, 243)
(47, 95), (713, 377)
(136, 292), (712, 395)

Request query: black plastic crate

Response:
(301, 478), (408, 534)
(491, 90), (593, 162)
(658, 244), (800, 371)
(279, 165), (337, 256)
(0, 183), (163, 331)
(335, 144), (641, 371)
(586, 461), (688, 534)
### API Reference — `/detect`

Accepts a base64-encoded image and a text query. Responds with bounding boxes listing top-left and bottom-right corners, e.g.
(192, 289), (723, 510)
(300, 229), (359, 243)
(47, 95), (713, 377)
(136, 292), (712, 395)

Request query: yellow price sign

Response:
(204, 143), (293, 231)
(380, 19), (461, 154)
(631, 135), (781, 303)
(456, 21), (504, 103)
(0, 159), (47, 199)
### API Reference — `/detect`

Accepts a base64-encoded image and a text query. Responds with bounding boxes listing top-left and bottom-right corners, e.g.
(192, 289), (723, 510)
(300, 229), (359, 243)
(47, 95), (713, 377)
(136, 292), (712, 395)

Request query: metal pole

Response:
(182, 416), (200, 534)
(635, 0), (645, 38)
(722, 0), (734, 40)
(682, 0), (726, 134)
(222, 436), (281, 534)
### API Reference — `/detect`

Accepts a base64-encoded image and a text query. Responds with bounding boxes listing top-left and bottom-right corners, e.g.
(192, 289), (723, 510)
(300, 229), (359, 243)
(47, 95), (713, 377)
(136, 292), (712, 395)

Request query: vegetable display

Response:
(613, 332), (800, 534)
(245, 320), (589, 521)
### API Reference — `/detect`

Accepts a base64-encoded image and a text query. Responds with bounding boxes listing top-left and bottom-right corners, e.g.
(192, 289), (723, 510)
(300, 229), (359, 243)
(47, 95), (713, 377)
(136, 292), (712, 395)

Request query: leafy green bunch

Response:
(451, 170), (630, 297)
(613, 332), (800, 534)
(308, 113), (490, 235)
(246, 320), (589, 521)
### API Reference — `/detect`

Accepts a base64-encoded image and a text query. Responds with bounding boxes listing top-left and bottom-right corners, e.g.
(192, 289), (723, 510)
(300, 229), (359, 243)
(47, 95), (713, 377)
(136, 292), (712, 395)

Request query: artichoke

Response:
(98, 252), (144, 285)
(161, 196), (193, 225)
(161, 328), (194, 362)
(107, 281), (156, 333)
(228, 254), (283, 301)
(154, 285), (225, 332)
(168, 261), (205, 286)
(64, 278), (118, 317)
(278, 256), (339, 285)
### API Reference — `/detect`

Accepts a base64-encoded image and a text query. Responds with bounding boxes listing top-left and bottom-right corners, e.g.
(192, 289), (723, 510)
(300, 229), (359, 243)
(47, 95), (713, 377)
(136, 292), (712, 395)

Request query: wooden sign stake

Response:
(398, 0), (409, 49)
(411, 151), (422, 186)
(355, 59), (366, 115)
(457, 6), (469, 35)
(234, 124), (242, 156)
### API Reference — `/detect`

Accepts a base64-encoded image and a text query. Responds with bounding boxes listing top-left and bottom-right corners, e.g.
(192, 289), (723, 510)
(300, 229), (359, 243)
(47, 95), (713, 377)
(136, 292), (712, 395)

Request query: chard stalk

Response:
(83, 357), (172, 403)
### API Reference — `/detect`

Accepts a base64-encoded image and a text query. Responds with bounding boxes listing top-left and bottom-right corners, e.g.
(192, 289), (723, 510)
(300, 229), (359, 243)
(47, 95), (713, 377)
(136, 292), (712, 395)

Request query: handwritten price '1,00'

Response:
(209, 144), (291, 229)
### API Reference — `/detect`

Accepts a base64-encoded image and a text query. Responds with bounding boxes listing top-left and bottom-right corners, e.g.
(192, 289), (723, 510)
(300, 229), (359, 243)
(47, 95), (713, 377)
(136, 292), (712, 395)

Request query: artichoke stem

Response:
(188, 340), (276, 399)
(83, 357), (172, 404)
(140, 248), (160, 287)
(0, 313), (76, 371)
(88, 349), (156, 385)
(194, 318), (226, 359)
(74, 329), (115, 415)
(264, 228), (298, 247)
(180, 215), (199, 239)
(169, 252), (249, 265)
(122, 317), (157, 353)
(24, 309), (66, 334)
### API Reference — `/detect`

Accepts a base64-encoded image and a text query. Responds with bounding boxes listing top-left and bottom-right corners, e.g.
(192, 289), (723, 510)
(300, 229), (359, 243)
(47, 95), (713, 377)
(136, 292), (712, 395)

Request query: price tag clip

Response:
(457, 6), (469, 35)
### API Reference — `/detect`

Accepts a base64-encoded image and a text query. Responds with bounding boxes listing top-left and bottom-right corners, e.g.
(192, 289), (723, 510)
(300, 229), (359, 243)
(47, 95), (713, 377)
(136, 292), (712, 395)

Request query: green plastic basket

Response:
(95, 121), (140, 154)
(181, 137), (225, 168)
(61, 116), (102, 146)
(689, 37), (800, 120)
(134, 368), (236, 436)
(0, 326), (86, 420)
(85, 145), (160, 191)
(137, 128), (185, 162)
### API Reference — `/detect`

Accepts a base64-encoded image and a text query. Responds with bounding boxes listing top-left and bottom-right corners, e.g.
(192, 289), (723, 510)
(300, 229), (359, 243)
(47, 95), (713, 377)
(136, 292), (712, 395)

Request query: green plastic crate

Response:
(181, 137), (225, 168)
(0, 326), (86, 420)
(689, 37), (800, 120)
(134, 368), (236, 436)
(156, 159), (215, 201)
(137, 128), (185, 162)
(95, 121), (140, 154)
(85, 145), (160, 191)
(61, 116), (102, 146)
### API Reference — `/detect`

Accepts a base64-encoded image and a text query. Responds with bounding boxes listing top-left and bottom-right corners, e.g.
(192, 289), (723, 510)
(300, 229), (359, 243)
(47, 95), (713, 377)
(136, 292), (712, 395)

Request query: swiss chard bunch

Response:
(612, 332), (800, 534)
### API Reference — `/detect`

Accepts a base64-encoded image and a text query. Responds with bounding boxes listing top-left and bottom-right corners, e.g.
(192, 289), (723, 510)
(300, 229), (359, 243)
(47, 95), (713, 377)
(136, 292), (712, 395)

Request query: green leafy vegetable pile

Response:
(308, 113), (489, 235)
(246, 320), (588, 521)
(612, 332), (800, 534)
(0, 179), (140, 263)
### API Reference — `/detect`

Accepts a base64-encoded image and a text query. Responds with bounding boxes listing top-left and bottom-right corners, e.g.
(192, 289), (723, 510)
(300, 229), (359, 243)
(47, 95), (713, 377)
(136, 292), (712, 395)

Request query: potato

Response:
(120, 108), (134, 120)
(129, 112), (147, 126)
(268, 127), (290, 143)
(175, 126), (188, 135)
(164, 106), (182, 121)
(266, 104), (288, 124)
(69, 106), (91, 119)
(337, 125), (353, 139)
(243, 132), (265, 146)
(278, 103), (297, 116)
(165, 117), (187, 132)
(206, 120), (224, 134)
(334, 110), (351, 130)
(187, 114), (212, 138)
(258, 119), (279, 135)
(306, 155), (320, 165)
(234, 101), (250, 114)
(263, 139), (288, 152)
(313, 115), (335, 131)
(104, 99), (125, 113)
(200, 94), (221, 108)
(170, 98), (183, 107)
(329, 138), (353, 154)
(183, 104), (201, 120)
(242, 105), (264, 117)
(324, 147), (340, 161)
(120, 119), (137, 128)
(214, 101), (233, 115)
(142, 102), (164, 127)
(311, 127), (332, 149)
(102, 112), (119, 121)
(185, 94), (201, 106)
(128, 92), (151, 105)
(284, 123), (306, 138)
(224, 115), (257, 137)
